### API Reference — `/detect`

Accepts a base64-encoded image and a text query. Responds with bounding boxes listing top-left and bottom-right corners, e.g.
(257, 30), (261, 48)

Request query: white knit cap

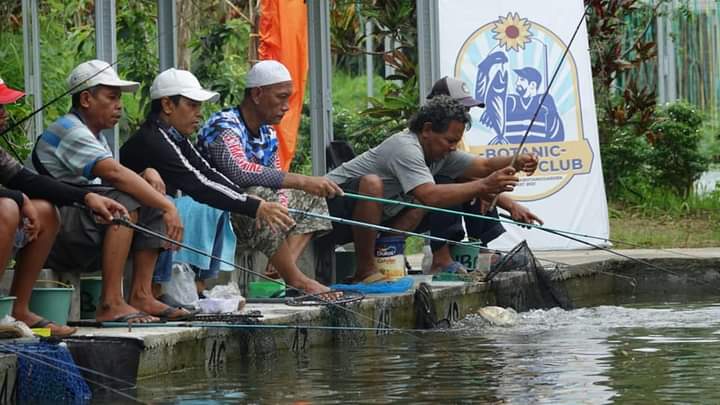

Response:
(150, 68), (219, 102)
(245, 60), (292, 88)
(67, 60), (139, 94)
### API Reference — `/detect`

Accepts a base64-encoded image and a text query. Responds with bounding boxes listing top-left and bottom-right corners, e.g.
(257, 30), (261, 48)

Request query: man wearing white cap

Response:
(0, 77), (127, 335)
(27, 60), (186, 323)
(123, 68), (334, 296)
(197, 60), (342, 286)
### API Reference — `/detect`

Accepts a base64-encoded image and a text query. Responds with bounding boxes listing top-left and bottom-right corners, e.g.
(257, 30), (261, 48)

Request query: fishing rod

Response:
(336, 193), (718, 288)
(0, 342), (145, 404)
(287, 208), (569, 268)
(93, 321), (420, 333)
(487, 3), (592, 212)
(0, 1), (207, 160)
(112, 217), (458, 344)
(341, 191), (709, 260)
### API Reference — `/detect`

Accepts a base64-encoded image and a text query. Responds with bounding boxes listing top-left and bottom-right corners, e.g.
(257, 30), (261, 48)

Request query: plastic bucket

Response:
(29, 281), (74, 325)
(335, 247), (356, 283)
(248, 280), (285, 298)
(374, 236), (406, 279)
(80, 277), (102, 319)
(0, 296), (16, 318)
(450, 243), (481, 270)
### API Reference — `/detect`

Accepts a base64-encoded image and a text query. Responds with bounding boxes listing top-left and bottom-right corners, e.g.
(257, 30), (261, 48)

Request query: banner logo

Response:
(455, 12), (594, 200)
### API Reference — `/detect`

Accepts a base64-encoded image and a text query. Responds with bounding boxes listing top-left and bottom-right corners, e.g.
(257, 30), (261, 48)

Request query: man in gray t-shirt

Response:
(326, 96), (538, 282)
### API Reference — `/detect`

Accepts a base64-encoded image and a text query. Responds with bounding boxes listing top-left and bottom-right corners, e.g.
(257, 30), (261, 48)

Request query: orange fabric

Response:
(258, 0), (308, 171)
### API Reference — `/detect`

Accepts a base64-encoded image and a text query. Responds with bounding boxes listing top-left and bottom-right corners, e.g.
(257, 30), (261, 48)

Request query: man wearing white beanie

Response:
(197, 60), (342, 284)
(27, 60), (184, 323)
(124, 68), (335, 296)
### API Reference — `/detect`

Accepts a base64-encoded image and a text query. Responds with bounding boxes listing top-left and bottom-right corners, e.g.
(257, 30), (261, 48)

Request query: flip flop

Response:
(29, 318), (78, 338)
(154, 306), (193, 321)
(439, 261), (469, 274)
(109, 311), (156, 323)
(157, 294), (199, 312)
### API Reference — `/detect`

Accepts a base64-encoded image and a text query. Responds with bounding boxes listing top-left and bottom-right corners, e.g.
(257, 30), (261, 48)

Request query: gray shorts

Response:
(46, 188), (166, 273)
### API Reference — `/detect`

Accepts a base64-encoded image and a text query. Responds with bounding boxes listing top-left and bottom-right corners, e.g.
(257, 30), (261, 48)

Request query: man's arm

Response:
(92, 158), (183, 244)
(411, 166), (519, 208)
(461, 153), (539, 179)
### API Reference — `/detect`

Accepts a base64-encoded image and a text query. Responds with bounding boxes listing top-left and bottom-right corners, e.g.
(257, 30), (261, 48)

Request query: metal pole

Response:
(416, 0), (440, 101)
(157, 0), (178, 71)
(307, 0), (333, 176)
(21, 0), (43, 141)
(95, 0), (119, 157)
(365, 20), (374, 105)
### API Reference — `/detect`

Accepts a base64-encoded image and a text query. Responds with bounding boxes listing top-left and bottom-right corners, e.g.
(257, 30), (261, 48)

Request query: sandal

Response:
(29, 318), (77, 338)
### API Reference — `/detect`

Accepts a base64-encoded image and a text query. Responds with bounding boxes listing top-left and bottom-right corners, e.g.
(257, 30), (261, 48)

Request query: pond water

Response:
(128, 299), (720, 404)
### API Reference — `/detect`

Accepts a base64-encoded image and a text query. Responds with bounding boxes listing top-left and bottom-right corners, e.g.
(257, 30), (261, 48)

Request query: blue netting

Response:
(331, 276), (415, 294)
(5, 341), (91, 404)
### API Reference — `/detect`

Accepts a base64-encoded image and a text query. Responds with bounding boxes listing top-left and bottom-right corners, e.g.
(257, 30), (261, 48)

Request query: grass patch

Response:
(609, 200), (720, 248)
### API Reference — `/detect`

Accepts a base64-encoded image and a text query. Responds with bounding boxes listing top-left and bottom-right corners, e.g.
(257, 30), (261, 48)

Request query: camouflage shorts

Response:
(231, 187), (332, 258)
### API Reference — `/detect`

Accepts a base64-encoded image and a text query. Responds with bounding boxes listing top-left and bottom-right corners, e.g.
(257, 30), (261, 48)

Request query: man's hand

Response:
(84, 193), (129, 223)
(513, 153), (539, 176)
(20, 194), (40, 242)
(300, 176), (344, 198)
(142, 168), (166, 195)
(509, 201), (543, 227)
(256, 201), (295, 233)
(162, 205), (184, 251)
(478, 166), (519, 195)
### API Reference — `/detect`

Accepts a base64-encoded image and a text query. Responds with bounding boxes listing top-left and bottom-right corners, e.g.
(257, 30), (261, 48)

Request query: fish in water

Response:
(476, 306), (518, 326)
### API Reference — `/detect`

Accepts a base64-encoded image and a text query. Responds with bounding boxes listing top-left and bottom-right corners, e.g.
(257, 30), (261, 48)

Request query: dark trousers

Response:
(326, 176), (506, 250)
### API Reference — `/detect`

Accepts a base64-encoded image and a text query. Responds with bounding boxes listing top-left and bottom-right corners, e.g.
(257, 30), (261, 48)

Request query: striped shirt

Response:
(27, 112), (112, 185)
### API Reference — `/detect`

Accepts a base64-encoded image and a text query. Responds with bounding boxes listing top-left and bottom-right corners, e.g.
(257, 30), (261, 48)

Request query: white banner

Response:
(438, 0), (609, 250)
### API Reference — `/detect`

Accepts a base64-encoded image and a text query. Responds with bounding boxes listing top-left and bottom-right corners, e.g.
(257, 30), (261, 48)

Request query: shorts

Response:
(232, 186), (332, 259)
(11, 227), (29, 257)
(46, 188), (166, 273)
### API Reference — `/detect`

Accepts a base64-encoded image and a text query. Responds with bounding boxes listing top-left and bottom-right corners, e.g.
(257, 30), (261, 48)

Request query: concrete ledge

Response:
(48, 248), (720, 382)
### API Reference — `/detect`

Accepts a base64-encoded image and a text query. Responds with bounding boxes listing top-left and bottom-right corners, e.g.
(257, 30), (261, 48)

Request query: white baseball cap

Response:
(245, 60), (292, 88)
(150, 68), (219, 102)
(67, 60), (140, 95)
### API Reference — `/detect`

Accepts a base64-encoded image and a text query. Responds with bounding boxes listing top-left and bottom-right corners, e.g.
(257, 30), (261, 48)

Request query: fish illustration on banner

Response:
(455, 12), (594, 201)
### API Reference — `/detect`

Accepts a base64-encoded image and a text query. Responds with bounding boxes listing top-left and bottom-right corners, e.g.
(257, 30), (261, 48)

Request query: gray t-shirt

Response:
(326, 130), (475, 217)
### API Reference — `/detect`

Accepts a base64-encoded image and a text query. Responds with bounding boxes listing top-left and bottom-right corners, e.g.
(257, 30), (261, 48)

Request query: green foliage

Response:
(647, 102), (709, 196)
(190, 18), (251, 109)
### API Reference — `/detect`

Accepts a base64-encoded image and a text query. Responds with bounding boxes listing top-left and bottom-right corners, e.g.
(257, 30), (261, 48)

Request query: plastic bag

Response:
(162, 263), (199, 308)
(198, 282), (246, 313)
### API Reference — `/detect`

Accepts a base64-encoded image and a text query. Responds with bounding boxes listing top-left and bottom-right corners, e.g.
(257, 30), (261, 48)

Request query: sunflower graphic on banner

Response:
(454, 12), (594, 201)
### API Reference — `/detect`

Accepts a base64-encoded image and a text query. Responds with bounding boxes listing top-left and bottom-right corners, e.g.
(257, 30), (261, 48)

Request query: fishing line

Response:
(0, 342), (145, 404)
(341, 191), (713, 261)
(0, 0), (209, 160)
(487, 3), (591, 212)
(113, 218), (452, 348)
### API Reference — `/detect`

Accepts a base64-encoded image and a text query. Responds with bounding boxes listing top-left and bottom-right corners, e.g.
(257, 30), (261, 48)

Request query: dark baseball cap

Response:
(427, 76), (484, 108)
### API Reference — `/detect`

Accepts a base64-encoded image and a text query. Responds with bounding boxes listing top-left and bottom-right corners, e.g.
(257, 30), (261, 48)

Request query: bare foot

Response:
(96, 301), (159, 323)
(130, 295), (191, 320)
(347, 270), (386, 284)
(297, 279), (343, 301)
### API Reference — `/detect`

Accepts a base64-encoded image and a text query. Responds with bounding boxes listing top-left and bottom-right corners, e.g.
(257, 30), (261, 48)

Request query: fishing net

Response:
(485, 241), (573, 311)
(6, 341), (92, 404)
(324, 303), (367, 346)
(414, 283), (451, 329)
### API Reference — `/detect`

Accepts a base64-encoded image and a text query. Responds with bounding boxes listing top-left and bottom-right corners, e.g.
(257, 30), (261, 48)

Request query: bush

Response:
(647, 101), (709, 196)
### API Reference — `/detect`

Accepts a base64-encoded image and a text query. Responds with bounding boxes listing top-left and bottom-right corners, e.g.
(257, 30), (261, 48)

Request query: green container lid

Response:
(248, 281), (285, 298)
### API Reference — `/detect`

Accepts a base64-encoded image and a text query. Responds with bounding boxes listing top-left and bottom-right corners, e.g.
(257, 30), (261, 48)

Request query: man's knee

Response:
(31, 199), (60, 229)
(0, 198), (20, 231)
(358, 175), (383, 196)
